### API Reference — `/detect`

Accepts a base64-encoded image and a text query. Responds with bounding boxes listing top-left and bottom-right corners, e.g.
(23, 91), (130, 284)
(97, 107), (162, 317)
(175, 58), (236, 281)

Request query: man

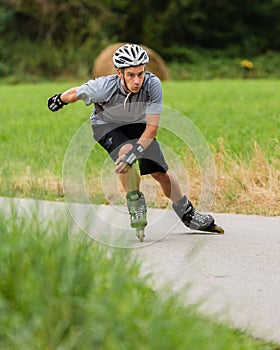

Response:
(48, 44), (223, 239)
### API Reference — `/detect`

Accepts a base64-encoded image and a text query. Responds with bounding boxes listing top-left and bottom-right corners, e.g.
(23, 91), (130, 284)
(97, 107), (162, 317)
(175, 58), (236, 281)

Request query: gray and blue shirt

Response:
(76, 72), (162, 127)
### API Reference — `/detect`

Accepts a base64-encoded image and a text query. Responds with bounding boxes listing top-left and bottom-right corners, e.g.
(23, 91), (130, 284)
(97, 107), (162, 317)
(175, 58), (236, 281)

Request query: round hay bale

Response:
(93, 43), (170, 80)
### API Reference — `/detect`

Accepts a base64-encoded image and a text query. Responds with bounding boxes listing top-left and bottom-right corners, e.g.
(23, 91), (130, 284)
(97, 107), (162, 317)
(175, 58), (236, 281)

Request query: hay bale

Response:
(93, 43), (170, 80)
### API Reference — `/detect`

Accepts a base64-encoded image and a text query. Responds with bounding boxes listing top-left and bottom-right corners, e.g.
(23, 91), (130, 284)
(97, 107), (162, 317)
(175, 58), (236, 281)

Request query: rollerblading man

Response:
(48, 44), (224, 241)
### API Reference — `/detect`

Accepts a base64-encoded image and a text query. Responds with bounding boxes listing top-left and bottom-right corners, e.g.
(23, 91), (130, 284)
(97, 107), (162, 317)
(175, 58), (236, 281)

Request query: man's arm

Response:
(137, 114), (159, 149)
(48, 87), (79, 112)
(60, 87), (79, 103)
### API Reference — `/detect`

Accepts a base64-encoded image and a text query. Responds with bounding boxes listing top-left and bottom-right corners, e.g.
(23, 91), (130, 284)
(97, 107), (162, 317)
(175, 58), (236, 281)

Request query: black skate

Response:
(126, 190), (147, 242)
(172, 196), (224, 234)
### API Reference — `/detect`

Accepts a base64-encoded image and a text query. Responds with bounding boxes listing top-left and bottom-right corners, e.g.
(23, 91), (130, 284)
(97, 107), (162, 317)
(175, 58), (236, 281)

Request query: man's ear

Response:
(116, 69), (123, 78)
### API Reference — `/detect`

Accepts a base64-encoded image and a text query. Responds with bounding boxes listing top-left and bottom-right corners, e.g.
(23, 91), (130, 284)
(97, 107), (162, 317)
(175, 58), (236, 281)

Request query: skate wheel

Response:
(136, 228), (145, 242)
(212, 225), (225, 234)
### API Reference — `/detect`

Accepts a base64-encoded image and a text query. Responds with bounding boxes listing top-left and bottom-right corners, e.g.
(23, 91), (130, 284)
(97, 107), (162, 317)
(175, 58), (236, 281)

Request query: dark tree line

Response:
(1, 0), (279, 54)
(0, 0), (279, 78)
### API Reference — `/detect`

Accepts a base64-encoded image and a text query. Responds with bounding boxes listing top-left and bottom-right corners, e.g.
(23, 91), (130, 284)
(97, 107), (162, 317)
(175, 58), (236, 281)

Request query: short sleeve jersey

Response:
(76, 72), (162, 126)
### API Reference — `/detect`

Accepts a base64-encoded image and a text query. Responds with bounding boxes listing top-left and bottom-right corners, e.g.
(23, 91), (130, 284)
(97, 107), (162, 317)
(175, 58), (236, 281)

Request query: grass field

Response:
(0, 80), (279, 215)
(0, 210), (278, 349)
(163, 80), (279, 157)
(0, 80), (279, 348)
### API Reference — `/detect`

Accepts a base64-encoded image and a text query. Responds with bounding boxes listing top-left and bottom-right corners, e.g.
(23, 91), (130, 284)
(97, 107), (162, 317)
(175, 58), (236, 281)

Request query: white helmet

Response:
(113, 44), (149, 68)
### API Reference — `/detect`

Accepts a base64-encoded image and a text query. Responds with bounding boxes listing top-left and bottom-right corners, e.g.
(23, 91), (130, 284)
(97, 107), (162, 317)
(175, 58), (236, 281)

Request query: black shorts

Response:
(93, 123), (168, 175)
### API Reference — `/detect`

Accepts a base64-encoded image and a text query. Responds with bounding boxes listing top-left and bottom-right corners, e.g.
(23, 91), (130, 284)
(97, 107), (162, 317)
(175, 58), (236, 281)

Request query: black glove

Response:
(48, 93), (68, 112)
(121, 143), (145, 166)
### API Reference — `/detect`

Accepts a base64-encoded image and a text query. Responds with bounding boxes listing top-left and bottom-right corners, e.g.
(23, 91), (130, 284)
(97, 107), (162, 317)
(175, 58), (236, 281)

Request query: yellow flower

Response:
(240, 60), (254, 69)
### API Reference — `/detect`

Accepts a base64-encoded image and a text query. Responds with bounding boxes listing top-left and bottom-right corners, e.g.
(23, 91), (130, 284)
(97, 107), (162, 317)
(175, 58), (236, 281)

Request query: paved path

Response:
(135, 213), (280, 344)
(1, 197), (279, 344)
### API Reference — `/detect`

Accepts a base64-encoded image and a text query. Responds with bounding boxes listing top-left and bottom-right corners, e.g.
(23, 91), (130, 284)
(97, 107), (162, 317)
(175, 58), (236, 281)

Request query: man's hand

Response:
(114, 158), (131, 174)
(114, 143), (145, 174)
(48, 93), (68, 112)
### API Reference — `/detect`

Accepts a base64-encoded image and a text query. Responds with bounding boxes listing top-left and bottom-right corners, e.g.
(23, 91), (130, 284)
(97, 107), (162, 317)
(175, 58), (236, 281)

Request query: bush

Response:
(1, 39), (279, 82)
(167, 47), (280, 80)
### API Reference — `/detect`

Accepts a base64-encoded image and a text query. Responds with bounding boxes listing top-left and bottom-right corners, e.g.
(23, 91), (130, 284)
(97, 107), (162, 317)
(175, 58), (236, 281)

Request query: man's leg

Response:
(151, 170), (215, 231)
(118, 143), (140, 193)
(118, 144), (147, 229)
(151, 171), (184, 204)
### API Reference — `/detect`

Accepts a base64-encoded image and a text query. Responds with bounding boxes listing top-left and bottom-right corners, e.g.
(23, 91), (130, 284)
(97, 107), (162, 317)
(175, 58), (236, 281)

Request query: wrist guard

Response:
(48, 93), (68, 112)
(121, 143), (145, 166)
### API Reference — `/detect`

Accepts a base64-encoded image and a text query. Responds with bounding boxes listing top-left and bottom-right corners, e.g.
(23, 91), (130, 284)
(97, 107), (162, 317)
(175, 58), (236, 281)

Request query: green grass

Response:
(0, 80), (279, 206)
(0, 82), (86, 199)
(0, 82), (84, 175)
(0, 210), (277, 349)
(162, 79), (280, 158)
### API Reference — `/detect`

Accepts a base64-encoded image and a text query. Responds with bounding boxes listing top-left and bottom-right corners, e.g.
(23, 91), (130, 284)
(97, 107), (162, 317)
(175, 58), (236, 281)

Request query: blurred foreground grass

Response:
(0, 209), (277, 349)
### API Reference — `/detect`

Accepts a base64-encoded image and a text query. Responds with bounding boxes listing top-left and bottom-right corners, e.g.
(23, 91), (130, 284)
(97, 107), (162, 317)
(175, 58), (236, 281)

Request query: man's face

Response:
(117, 65), (146, 93)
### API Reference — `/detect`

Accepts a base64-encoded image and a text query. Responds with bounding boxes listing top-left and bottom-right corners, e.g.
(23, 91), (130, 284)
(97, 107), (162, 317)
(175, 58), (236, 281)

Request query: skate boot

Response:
(126, 190), (147, 242)
(172, 196), (224, 234)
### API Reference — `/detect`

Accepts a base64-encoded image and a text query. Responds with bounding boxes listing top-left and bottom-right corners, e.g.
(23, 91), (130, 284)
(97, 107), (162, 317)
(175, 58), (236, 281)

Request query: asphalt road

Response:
(135, 212), (280, 344)
(1, 197), (279, 344)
